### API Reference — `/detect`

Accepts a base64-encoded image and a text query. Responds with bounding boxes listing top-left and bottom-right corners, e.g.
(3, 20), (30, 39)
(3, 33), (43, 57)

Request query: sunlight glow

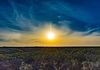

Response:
(47, 31), (55, 40)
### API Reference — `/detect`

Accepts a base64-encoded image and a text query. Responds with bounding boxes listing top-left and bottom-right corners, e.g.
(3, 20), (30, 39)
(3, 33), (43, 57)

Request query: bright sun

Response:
(47, 31), (55, 40)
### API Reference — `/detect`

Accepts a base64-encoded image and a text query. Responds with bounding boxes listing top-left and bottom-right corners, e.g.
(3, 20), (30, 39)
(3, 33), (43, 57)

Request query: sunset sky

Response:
(0, 0), (100, 46)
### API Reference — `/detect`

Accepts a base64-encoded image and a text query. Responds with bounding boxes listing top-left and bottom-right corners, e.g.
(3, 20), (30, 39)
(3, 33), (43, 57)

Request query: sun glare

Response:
(47, 31), (55, 40)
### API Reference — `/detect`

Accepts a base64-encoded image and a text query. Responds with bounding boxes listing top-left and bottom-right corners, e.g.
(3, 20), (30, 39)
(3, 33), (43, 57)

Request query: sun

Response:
(46, 31), (55, 40)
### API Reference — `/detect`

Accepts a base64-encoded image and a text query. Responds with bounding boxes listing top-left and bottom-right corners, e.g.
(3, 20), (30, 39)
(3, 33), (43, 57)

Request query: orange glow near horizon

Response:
(0, 24), (100, 47)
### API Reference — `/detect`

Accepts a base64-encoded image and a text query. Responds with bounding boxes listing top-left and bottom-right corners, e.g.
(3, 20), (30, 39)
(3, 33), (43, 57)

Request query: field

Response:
(0, 47), (99, 70)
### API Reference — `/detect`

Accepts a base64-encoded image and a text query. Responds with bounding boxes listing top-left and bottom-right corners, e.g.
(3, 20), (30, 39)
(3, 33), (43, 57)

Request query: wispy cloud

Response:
(0, 0), (100, 46)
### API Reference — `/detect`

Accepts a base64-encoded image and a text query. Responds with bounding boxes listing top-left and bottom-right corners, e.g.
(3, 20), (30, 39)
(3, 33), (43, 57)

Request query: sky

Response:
(0, 0), (100, 46)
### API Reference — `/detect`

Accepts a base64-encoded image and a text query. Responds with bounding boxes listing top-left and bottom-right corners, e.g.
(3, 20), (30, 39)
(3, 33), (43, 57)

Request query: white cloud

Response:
(0, 33), (21, 41)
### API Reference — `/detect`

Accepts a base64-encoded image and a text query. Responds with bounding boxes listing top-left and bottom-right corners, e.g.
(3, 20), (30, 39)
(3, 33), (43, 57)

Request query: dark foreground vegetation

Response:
(0, 47), (100, 70)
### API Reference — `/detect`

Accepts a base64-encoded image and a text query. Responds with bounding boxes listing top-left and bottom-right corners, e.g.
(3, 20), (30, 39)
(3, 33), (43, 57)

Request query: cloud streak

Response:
(0, 0), (100, 46)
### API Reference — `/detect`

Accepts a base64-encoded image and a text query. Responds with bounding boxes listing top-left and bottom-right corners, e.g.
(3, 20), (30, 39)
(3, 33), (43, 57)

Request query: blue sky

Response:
(0, 0), (100, 46)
